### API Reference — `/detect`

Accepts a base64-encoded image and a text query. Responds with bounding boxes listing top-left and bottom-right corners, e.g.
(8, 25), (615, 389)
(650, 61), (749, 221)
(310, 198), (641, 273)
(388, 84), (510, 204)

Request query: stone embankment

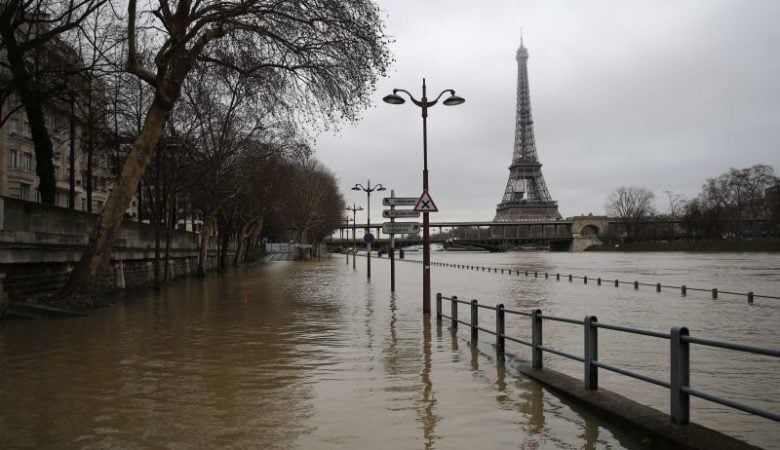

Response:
(0, 196), (221, 309)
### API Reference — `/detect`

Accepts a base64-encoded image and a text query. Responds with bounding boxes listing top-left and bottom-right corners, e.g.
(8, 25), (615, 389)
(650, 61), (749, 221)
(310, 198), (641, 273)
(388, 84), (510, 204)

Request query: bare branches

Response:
(606, 186), (655, 241)
(125, 0), (156, 86)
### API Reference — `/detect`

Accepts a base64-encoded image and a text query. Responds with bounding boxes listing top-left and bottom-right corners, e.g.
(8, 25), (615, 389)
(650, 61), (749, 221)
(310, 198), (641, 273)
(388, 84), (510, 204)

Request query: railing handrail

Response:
(435, 292), (780, 425)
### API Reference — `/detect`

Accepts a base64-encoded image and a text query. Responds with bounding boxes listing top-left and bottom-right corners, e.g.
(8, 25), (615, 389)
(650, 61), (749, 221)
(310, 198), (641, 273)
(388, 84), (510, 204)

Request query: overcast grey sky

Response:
(315, 0), (780, 224)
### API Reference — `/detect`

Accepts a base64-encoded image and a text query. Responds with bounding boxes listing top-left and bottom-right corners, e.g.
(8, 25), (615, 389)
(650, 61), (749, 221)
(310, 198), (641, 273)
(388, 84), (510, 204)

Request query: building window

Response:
(10, 118), (21, 135)
(22, 153), (33, 172)
(19, 183), (30, 200)
(57, 191), (68, 207)
(8, 149), (18, 168)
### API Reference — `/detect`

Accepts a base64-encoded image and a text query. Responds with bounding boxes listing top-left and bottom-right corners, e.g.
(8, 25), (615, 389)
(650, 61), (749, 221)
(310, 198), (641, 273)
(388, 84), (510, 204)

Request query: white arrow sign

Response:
(382, 222), (421, 234)
(383, 209), (421, 218)
(383, 197), (417, 207)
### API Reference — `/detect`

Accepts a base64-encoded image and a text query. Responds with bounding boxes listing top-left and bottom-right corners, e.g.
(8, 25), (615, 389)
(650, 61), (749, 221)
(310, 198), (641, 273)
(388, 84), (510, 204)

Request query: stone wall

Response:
(0, 196), (225, 302)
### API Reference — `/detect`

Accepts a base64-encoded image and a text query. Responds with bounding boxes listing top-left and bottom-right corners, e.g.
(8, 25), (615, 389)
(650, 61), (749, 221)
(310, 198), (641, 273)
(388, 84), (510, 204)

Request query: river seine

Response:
(1, 251), (778, 449)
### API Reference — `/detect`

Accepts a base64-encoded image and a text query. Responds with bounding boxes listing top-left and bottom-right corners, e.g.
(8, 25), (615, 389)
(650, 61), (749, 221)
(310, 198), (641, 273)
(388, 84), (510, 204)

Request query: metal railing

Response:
(436, 293), (780, 425)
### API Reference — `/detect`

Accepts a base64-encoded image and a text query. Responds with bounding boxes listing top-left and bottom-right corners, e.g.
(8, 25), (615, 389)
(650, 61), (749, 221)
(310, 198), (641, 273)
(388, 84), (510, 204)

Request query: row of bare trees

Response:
(606, 164), (779, 242)
(2, 0), (391, 301)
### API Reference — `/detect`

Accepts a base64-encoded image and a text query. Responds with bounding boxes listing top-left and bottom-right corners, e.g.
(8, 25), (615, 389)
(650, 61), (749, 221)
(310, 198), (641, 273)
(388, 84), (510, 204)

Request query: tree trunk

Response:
(86, 76), (95, 212)
(0, 29), (56, 204)
(153, 210), (161, 290)
(164, 194), (176, 281)
(57, 96), (171, 299)
(232, 219), (261, 267)
(233, 222), (250, 267)
(198, 219), (212, 277)
(69, 94), (76, 208)
(219, 230), (230, 271)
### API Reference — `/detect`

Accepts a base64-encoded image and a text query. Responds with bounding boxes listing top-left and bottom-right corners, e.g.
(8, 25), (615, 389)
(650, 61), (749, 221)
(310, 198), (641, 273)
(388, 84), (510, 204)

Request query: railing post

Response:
(597, 277), (601, 285)
(656, 283), (661, 292)
(670, 326), (690, 425)
(532, 308), (543, 369)
(545, 272), (549, 279)
(556, 273), (560, 281)
(584, 276), (588, 284)
(681, 285), (687, 296)
(584, 316), (598, 390)
(748, 292), (754, 304)
(568, 274), (573, 282)
(496, 304), (505, 362)
(436, 293), (442, 322)
(451, 296), (458, 328)
(634, 281), (639, 290)
(470, 300), (479, 340)
(712, 288), (718, 299)
(614, 279), (619, 287)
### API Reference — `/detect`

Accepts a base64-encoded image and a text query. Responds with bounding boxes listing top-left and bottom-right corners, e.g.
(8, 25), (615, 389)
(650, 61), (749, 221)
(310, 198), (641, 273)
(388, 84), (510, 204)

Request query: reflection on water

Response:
(1, 252), (777, 449)
(420, 319), (436, 450)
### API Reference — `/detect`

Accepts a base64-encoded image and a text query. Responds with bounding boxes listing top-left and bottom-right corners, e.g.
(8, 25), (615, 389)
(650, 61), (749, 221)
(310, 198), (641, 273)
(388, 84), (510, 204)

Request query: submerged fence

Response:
(436, 293), (780, 425)
(388, 256), (779, 303)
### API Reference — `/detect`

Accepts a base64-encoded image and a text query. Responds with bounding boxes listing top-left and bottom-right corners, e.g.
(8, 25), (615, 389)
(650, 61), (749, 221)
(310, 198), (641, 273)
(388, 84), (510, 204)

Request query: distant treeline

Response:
(605, 164), (779, 244)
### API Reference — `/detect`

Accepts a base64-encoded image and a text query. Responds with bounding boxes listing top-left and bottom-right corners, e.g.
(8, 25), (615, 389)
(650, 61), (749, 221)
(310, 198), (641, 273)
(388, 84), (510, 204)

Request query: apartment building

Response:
(0, 92), (118, 213)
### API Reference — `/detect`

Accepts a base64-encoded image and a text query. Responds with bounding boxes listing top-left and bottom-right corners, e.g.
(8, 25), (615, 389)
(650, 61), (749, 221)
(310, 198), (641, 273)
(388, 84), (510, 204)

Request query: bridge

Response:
(330, 216), (609, 252)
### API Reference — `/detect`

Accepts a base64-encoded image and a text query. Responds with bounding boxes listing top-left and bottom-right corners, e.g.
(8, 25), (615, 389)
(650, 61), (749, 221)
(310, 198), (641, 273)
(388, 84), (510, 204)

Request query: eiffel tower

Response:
(494, 39), (561, 222)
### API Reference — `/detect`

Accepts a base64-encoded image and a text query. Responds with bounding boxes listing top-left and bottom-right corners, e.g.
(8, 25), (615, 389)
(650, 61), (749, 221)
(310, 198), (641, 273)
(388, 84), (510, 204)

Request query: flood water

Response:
(1, 251), (778, 449)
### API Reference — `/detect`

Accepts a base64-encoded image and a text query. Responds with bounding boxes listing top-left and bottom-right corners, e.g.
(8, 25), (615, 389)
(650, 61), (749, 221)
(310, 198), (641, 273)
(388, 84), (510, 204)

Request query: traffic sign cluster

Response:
(382, 190), (438, 235)
(383, 195), (419, 235)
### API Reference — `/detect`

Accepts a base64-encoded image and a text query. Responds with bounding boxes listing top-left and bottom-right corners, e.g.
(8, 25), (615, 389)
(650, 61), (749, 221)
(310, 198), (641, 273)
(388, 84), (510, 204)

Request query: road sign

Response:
(414, 190), (438, 213)
(383, 197), (417, 207)
(382, 222), (420, 234)
(383, 209), (420, 219)
(364, 233), (374, 244)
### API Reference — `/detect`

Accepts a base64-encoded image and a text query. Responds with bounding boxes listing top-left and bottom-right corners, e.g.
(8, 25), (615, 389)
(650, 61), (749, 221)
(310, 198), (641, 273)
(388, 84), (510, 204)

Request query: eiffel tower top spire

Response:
(512, 37), (535, 164)
(494, 38), (561, 222)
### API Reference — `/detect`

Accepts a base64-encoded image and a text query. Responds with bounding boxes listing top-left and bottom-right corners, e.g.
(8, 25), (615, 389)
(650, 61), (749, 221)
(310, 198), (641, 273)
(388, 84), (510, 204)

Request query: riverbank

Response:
(586, 240), (780, 252)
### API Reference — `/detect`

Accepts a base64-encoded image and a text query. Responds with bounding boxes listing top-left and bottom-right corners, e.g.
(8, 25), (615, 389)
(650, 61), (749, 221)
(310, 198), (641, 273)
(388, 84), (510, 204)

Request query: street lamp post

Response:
(352, 180), (386, 279)
(344, 216), (351, 265)
(346, 204), (363, 269)
(383, 79), (464, 315)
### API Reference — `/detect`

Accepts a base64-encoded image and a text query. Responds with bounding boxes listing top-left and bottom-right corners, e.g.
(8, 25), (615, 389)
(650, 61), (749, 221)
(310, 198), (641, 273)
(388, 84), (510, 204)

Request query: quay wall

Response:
(0, 196), (224, 303)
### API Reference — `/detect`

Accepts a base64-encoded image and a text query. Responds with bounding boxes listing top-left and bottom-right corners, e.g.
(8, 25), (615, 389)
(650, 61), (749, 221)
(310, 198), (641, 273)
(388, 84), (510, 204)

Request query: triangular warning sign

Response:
(414, 190), (438, 213)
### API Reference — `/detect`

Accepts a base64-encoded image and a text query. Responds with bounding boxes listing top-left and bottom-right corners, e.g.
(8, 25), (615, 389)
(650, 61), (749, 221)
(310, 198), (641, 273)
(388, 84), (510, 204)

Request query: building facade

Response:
(0, 14), (124, 215)
(0, 93), (117, 213)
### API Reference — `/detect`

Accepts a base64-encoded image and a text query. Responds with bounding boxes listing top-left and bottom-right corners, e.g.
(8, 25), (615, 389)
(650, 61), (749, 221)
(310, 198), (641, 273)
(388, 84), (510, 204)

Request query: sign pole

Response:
(390, 190), (396, 292)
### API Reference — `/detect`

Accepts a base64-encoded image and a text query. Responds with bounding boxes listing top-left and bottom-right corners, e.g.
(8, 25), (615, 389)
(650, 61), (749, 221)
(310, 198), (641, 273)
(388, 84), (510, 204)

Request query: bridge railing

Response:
(436, 293), (780, 425)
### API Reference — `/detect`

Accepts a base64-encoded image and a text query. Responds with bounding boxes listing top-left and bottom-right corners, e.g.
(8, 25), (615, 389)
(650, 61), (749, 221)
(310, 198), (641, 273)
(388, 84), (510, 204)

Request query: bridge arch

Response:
(581, 224), (600, 237)
(570, 215), (609, 237)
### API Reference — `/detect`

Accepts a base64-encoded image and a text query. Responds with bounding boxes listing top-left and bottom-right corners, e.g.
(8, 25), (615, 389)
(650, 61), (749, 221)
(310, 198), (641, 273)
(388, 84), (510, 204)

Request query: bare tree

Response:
(606, 186), (655, 241)
(700, 164), (777, 238)
(268, 156), (345, 258)
(59, 0), (391, 299)
(663, 190), (686, 218)
(1, 0), (109, 203)
(71, 3), (122, 212)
